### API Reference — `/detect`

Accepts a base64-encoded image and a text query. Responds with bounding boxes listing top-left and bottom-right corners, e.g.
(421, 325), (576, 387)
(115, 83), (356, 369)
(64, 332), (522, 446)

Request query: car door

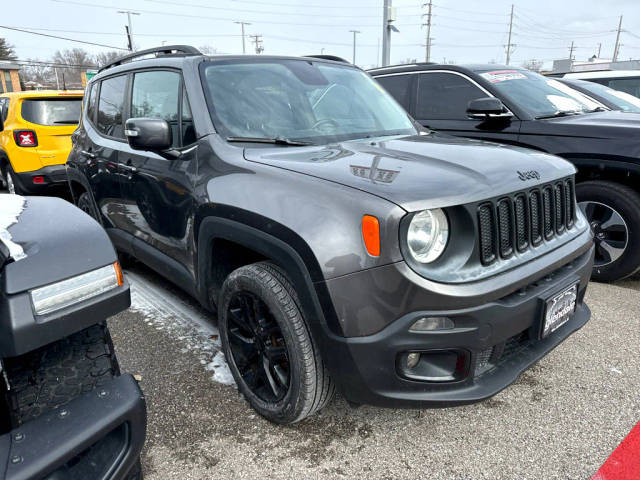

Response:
(413, 71), (521, 144)
(118, 69), (198, 271)
(78, 74), (130, 229)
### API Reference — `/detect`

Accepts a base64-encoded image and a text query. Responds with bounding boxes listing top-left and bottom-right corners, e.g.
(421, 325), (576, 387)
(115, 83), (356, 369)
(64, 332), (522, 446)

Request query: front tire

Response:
(577, 180), (640, 282)
(219, 262), (334, 424)
(77, 191), (100, 221)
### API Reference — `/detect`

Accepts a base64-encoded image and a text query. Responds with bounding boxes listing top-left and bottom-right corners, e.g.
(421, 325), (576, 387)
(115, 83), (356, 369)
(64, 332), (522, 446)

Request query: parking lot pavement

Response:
(109, 264), (640, 480)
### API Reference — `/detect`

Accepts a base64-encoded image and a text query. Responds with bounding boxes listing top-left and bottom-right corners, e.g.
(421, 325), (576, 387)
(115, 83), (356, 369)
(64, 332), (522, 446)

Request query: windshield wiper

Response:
(53, 120), (78, 124)
(587, 106), (608, 113)
(535, 111), (583, 119)
(226, 136), (313, 146)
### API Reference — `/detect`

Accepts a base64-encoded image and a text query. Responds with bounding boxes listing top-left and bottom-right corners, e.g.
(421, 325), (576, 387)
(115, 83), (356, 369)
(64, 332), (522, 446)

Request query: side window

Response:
(97, 75), (127, 139)
(131, 70), (181, 148)
(604, 78), (640, 98)
(417, 72), (487, 120)
(86, 83), (98, 125)
(376, 75), (412, 111)
(181, 87), (196, 146)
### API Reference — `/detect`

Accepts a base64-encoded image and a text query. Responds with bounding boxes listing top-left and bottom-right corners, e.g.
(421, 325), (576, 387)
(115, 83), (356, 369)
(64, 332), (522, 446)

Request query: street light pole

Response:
(118, 10), (141, 51)
(349, 30), (360, 65)
(382, 0), (391, 66)
(234, 21), (251, 54)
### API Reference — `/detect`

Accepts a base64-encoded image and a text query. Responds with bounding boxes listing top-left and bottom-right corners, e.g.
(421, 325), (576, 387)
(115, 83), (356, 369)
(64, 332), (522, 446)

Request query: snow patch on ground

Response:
(126, 270), (235, 386)
(0, 194), (26, 260)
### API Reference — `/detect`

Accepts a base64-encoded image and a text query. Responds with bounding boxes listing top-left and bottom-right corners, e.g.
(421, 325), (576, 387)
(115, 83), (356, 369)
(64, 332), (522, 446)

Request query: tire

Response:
(219, 262), (334, 424)
(2, 163), (20, 195)
(126, 459), (144, 480)
(77, 191), (100, 221)
(577, 180), (640, 282)
(3, 323), (120, 427)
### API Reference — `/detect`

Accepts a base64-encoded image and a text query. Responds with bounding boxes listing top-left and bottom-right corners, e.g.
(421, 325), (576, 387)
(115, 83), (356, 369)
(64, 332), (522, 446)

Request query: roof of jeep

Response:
(368, 63), (524, 76)
(0, 90), (83, 99)
(90, 54), (357, 84)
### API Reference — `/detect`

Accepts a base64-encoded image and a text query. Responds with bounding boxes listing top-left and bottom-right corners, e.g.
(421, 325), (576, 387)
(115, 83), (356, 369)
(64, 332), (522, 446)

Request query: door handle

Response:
(123, 160), (137, 173)
(80, 150), (96, 159)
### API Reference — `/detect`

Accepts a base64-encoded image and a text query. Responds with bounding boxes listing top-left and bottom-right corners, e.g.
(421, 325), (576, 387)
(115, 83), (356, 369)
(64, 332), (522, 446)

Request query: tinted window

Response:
(417, 72), (486, 120)
(132, 71), (181, 147)
(86, 83), (98, 124)
(376, 75), (412, 110)
(600, 78), (640, 98)
(97, 75), (127, 138)
(21, 99), (82, 126)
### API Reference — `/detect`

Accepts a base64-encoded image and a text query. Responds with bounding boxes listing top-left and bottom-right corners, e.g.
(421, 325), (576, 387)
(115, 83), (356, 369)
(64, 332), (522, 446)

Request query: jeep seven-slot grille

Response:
(478, 179), (576, 265)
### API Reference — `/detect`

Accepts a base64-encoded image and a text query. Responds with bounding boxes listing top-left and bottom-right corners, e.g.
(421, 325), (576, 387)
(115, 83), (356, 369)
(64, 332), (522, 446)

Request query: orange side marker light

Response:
(362, 215), (381, 257)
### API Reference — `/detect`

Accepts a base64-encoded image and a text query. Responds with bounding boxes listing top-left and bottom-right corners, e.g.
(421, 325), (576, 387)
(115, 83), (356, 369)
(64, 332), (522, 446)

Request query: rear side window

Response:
(131, 71), (181, 147)
(86, 83), (98, 124)
(599, 78), (640, 98)
(97, 75), (127, 139)
(416, 72), (486, 120)
(375, 75), (412, 111)
(21, 98), (82, 126)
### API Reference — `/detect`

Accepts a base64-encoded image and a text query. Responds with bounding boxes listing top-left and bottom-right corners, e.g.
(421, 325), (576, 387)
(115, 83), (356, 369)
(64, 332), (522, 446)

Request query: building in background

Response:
(553, 57), (640, 74)
(0, 62), (21, 92)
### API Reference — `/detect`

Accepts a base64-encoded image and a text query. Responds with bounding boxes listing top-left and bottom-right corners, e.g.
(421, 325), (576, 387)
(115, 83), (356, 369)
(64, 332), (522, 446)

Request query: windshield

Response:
(479, 69), (601, 118)
(575, 81), (640, 113)
(21, 98), (82, 126)
(201, 60), (416, 144)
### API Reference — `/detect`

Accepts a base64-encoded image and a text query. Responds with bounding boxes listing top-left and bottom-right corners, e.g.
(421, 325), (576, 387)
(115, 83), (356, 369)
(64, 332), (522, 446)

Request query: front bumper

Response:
(319, 239), (594, 408)
(0, 374), (146, 480)
(13, 165), (69, 195)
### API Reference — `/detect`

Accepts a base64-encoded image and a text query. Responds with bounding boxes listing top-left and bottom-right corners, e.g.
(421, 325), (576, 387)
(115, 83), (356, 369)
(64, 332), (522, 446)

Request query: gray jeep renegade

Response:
(66, 46), (594, 424)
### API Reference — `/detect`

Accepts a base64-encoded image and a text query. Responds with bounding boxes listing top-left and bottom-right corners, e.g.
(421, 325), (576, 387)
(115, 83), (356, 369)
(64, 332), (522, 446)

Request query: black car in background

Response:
(371, 64), (640, 281)
(0, 195), (145, 479)
(556, 78), (640, 113)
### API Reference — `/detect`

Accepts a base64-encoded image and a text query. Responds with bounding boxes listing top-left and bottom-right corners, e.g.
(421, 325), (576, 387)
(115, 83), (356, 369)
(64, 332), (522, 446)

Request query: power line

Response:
(0, 25), (128, 50)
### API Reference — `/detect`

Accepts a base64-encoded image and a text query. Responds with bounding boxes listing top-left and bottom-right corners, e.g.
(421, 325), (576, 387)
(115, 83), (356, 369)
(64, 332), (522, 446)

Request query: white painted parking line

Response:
(125, 270), (235, 385)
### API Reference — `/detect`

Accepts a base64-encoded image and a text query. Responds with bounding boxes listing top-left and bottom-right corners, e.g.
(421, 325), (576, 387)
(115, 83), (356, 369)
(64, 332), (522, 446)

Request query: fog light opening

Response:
(409, 316), (454, 332)
(406, 352), (420, 369)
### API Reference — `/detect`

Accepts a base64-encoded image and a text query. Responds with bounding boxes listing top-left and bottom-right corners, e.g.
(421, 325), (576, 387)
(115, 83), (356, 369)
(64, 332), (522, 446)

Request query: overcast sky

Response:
(3, 0), (640, 69)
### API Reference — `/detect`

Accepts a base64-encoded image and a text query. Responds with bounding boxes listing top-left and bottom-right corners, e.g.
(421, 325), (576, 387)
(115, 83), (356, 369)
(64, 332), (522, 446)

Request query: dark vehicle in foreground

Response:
(67, 46), (593, 424)
(0, 194), (145, 479)
(371, 64), (640, 281)
(556, 78), (640, 113)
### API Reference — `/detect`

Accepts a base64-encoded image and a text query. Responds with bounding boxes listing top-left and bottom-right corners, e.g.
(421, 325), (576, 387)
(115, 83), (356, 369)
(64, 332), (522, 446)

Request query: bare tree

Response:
(20, 59), (55, 85)
(521, 59), (543, 72)
(198, 45), (219, 55)
(51, 48), (97, 86)
(94, 51), (122, 69)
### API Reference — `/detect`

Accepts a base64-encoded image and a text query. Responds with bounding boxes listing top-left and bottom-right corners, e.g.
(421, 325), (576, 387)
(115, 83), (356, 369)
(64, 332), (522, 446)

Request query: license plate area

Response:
(541, 283), (578, 338)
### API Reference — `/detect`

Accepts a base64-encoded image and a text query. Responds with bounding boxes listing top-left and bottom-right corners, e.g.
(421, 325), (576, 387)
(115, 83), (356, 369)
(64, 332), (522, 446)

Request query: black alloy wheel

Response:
(579, 200), (628, 267)
(226, 291), (290, 402)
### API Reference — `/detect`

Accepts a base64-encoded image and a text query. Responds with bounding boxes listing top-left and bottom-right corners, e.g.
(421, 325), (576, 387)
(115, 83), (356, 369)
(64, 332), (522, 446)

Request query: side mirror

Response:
(467, 97), (513, 120)
(125, 118), (172, 153)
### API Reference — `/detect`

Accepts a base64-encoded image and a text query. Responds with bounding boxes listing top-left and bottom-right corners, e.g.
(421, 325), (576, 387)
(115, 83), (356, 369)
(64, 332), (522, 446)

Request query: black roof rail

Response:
(304, 55), (350, 64)
(98, 45), (202, 72)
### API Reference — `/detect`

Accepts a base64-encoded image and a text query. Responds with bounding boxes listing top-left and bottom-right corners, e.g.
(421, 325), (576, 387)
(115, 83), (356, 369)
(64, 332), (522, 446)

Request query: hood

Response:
(244, 133), (575, 211)
(531, 111), (640, 139)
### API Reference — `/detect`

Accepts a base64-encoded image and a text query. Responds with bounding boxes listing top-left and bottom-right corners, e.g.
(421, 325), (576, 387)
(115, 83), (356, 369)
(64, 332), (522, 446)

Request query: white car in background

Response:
(562, 70), (640, 98)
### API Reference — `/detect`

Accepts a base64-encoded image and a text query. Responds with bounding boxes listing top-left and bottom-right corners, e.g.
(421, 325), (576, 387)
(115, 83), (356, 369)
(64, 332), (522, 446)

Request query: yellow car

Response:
(0, 90), (83, 195)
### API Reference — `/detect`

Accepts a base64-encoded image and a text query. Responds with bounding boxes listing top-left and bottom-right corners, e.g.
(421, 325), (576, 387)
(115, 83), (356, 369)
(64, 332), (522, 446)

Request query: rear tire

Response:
(77, 191), (100, 221)
(2, 164), (20, 195)
(219, 262), (334, 424)
(577, 180), (640, 282)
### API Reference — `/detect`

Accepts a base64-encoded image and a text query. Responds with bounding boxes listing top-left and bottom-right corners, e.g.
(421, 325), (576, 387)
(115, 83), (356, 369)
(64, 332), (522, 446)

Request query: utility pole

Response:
(597, 43), (602, 57)
(349, 30), (360, 64)
(569, 41), (575, 60)
(249, 34), (264, 54)
(234, 21), (251, 54)
(422, 0), (433, 62)
(505, 4), (515, 65)
(118, 10), (140, 51)
(613, 15), (623, 62)
(381, 0), (398, 66)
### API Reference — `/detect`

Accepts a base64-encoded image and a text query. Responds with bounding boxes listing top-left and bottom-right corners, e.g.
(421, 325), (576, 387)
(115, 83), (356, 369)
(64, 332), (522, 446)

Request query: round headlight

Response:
(406, 209), (449, 263)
